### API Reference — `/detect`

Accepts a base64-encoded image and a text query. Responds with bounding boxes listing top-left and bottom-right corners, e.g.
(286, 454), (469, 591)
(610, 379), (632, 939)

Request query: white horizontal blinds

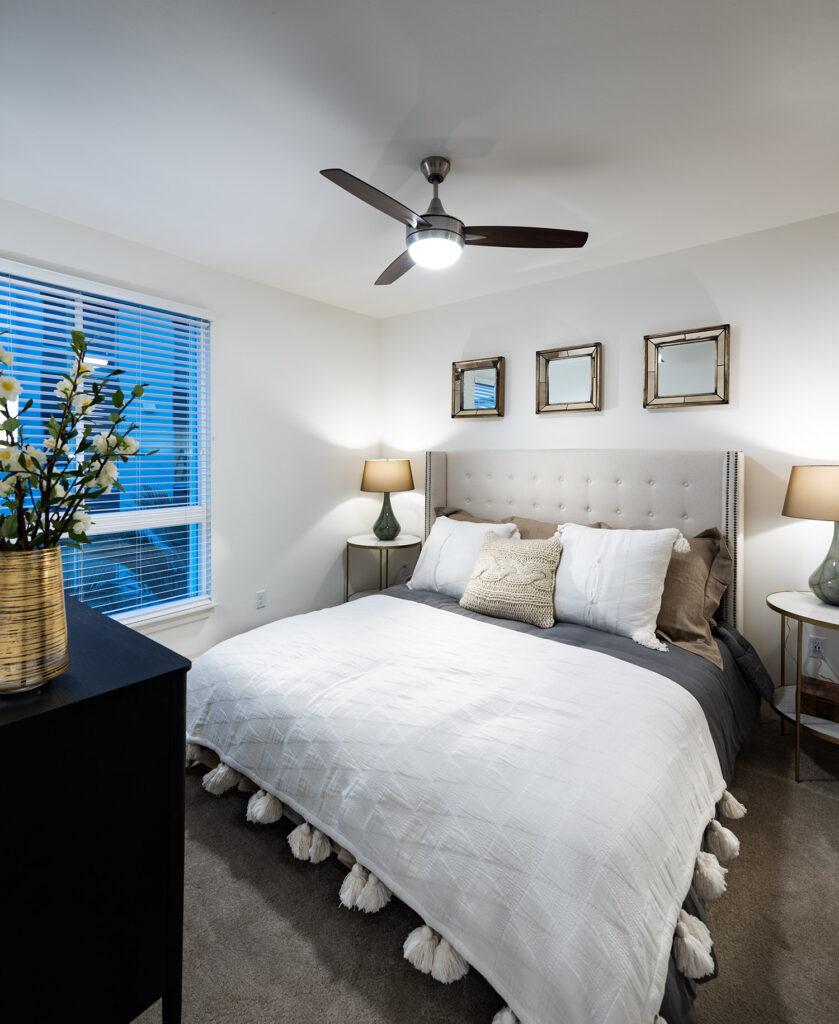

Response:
(0, 270), (211, 618)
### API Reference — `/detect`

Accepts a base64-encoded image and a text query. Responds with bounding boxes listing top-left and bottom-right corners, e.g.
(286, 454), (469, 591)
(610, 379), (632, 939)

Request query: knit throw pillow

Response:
(460, 533), (563, 629)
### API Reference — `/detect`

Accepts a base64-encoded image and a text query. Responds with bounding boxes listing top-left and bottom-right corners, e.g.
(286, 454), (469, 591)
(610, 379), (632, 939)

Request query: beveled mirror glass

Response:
(644, 325), (729, 408)
(452, 357), (505, 418)
(536, 343), (601, 413)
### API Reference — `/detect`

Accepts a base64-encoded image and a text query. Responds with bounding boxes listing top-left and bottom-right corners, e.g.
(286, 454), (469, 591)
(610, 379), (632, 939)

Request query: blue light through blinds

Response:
(0, 268), (211, 620)
(473, 380), (496, 408)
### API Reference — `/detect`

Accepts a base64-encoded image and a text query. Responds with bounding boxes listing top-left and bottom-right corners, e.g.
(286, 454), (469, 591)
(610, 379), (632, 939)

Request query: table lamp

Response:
(782, 465), (839, 605)
(360, 459), (414, 541)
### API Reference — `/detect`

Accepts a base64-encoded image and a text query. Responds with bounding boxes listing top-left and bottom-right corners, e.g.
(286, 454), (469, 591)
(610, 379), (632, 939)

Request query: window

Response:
(0, 260), (211, 623)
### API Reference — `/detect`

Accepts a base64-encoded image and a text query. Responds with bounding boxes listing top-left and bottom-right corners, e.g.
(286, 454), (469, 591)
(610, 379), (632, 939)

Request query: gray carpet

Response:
(137, 719), (839, 1024)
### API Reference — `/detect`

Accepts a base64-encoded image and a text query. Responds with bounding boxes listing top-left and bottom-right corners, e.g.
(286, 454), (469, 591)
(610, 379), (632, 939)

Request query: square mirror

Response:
(536, 343), (601, 413)
(452, 357), (505, 418)
(644, 325), (729, 408)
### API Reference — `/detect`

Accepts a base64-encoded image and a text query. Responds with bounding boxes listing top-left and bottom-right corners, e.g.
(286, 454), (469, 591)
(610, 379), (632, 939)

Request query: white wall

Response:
(0, 199), (382, 659)
(379, 212), (839, 678)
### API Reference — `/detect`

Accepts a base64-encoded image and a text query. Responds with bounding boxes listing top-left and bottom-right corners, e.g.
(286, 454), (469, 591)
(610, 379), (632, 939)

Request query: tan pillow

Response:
(656, 527), (732, 669)
(501, 516), (560, 540)
(434, 506), (498, 524)
(460, 533), (563, 629)
(433, 507), (559, 539)
(586, 522), (731, 667)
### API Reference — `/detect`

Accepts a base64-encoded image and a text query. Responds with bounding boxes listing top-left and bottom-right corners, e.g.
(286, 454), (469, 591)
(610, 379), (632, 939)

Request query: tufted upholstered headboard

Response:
(424, 449), (744, 629)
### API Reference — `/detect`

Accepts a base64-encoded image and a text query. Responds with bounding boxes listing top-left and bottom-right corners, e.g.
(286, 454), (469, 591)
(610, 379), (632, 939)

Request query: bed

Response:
(186, 449), (772, 1024)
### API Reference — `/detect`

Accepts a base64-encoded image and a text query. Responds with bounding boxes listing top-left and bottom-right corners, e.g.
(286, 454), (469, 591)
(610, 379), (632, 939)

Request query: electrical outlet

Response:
(808, 636), (825, 660)
(255, 589), (266, 610)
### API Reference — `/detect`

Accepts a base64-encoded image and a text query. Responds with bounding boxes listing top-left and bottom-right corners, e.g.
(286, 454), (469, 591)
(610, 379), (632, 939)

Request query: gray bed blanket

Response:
(385, 584), (771, 1024)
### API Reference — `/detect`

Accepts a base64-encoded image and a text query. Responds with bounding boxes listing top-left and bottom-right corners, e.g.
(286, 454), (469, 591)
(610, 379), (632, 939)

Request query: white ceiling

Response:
(2, 0), (839, 319)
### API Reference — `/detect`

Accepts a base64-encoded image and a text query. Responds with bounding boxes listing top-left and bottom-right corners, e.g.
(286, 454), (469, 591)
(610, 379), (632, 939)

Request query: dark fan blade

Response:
(465, 226), (588, 248)
(321, 168), (429, 229)
(375, 250), (415, 286)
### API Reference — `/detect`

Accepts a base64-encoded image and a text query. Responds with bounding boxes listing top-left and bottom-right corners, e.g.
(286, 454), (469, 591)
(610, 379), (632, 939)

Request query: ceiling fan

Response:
(320, 157), (589, 285)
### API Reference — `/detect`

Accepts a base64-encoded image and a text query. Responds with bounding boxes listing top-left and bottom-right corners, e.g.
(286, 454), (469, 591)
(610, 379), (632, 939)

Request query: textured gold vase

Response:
(0, 548), (69, 694)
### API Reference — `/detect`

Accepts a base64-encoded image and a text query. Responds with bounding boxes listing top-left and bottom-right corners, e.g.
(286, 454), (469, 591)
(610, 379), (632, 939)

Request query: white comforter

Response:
(187, 595), (725, 1024)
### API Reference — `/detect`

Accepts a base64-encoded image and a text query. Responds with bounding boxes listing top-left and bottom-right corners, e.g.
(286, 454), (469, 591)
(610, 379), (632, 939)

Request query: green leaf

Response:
(114, 480), (125, 492)
(0, 515), (18, 539)
(132, 384), (145, 398)
(108, 411), (120, 423)
(20, 399), (33, 414)
(112, 388), (124, 408)
(1, 417), (19, 432)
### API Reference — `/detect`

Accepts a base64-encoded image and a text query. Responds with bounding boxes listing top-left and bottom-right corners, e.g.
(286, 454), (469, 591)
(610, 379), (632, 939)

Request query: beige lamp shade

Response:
(782, 465), (839, 521)
(360, 459), (414, 494)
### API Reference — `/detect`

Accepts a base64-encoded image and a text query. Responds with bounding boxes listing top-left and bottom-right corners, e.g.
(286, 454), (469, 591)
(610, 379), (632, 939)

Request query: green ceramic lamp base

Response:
(810, 521), (839, 606)
(372, 492), (401, 541)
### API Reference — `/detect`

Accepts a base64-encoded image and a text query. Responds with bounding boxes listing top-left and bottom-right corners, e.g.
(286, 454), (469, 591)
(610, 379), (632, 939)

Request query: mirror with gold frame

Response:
(452, 356), (505, 418)
(536, 343), (601, 413)
(644, 324), (729, 408)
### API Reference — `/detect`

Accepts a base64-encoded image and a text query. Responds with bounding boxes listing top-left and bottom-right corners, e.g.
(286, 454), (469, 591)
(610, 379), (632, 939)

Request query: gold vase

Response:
(0, 548), (69, 694)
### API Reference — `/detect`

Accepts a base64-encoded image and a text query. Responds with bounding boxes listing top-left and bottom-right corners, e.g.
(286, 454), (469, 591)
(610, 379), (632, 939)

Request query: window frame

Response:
(0, 257), (213, 628)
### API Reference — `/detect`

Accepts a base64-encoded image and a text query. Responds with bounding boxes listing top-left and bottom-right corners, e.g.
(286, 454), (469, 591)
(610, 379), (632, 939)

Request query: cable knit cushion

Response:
(459, 533), (563, 629)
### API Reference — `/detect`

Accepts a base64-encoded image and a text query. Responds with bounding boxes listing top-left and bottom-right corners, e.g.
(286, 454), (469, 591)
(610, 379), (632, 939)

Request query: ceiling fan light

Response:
(407, 234), (463, 269)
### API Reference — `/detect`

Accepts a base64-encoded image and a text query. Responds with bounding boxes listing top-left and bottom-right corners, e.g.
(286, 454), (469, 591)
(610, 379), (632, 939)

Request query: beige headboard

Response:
(425, 449), (744, 629)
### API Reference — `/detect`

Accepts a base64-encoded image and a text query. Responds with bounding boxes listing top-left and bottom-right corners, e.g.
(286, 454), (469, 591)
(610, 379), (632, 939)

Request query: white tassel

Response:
(693, 850), (728, 901)
(674, 920), (715, 978)
(355, 873), (392, 913)
(430, 938), (469, 983)
(202, 762), (242, 795)
(339, 863), (368, 909)
(238, 777), (259, 793)
(308, 828), (332, 863)
(719, 789), (747, 819)
(403, 925), (439, 974)
(674, 533), (691, 554)
(287, 822), (312, 860)
(679, 909), (713, 955)
(185, 742), (202, 765)
(632, 630), (668, 652)
(492, 1009), (519, 1024)
(706, 819), (740, 861)
(246, 790), (284, 825)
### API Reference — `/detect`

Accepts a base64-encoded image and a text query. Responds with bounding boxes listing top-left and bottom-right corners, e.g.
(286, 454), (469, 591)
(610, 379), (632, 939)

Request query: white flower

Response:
(0, 375), (22, 401)
(0, 477), (14, 497)
(70, 509), (92, 535)
(51, 482), (66, 499)
(21, 446), (47, 470)
(95, 460), (119, 493)
(73, 358), (95, 377)
(0, 445), (21, 471)
(91, 432), (118, 456)
(71, 393), (93, 414)
(54, 378), (73, 400)
(0, 345), (12, 367)
(43, 437), (70, 455)
(118, 436), (140, 456)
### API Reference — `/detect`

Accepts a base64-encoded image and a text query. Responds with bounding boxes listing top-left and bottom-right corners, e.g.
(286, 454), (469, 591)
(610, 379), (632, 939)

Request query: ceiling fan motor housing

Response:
(406, 212), (465, 251)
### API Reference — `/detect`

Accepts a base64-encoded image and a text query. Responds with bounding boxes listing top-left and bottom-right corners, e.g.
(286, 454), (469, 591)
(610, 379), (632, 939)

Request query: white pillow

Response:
(553, 522), (689, 650)
(408, 516), (519, 599)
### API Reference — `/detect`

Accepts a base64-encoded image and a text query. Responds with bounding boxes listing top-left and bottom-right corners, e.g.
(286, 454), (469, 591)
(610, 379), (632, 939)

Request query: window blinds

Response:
(0, 264), (211, 621)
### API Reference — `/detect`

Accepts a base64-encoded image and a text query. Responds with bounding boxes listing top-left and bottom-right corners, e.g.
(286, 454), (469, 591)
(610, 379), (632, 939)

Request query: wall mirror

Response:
(452, 356), (505, 418)
(644, 324), (729, 408)
(536, 343), (601, 413)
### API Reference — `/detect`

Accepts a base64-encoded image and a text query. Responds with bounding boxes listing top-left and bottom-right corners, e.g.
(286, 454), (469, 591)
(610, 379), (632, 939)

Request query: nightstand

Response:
(0, 596), (189, 1023)
(766, 590), (839, 781)
(344, 533), (421, 602)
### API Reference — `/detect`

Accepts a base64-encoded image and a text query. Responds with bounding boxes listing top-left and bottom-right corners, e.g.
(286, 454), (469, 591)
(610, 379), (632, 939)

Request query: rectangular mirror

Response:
(536, 343), (601, 413)
(452, 356), (505, 417)
(644, 325), (729, 408)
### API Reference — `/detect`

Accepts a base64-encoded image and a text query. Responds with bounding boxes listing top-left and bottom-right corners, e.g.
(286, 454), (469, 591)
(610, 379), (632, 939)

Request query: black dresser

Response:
(0, 596), (190, 1024)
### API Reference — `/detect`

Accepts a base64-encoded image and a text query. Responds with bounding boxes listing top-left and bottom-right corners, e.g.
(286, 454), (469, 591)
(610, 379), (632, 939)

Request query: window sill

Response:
(115, 599), (216, 634)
